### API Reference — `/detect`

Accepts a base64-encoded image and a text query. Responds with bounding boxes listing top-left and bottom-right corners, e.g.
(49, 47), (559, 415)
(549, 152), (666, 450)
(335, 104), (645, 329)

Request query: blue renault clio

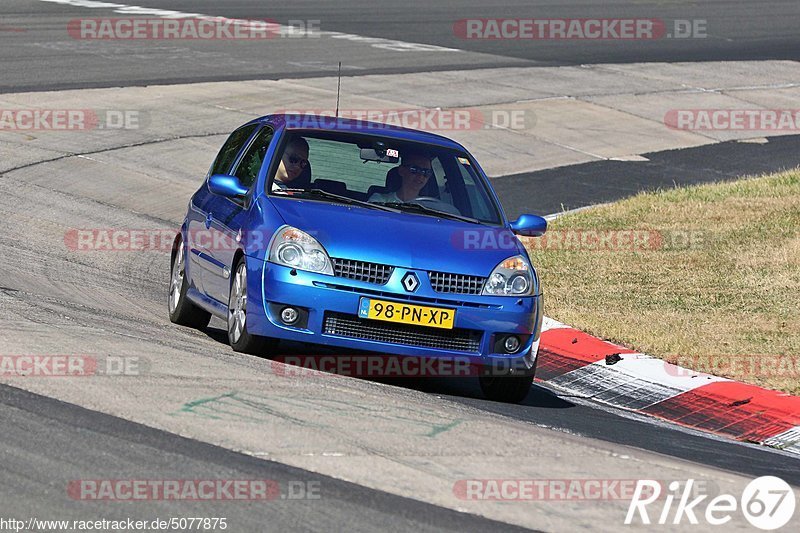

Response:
(169, 114), (546, 402)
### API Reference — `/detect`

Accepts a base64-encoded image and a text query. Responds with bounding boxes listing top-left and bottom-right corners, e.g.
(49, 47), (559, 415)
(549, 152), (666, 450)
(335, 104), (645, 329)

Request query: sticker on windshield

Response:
(458, 157), (470, 165)
(386, 148), (399, 158)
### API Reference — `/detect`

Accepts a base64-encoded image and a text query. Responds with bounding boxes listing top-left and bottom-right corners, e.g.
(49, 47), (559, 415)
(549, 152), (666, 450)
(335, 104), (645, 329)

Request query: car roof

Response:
(252, 113), (468, 151)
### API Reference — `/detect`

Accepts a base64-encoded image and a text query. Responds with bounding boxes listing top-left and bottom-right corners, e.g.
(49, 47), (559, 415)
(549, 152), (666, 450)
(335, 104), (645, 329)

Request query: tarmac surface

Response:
(1, 1), (799, 531)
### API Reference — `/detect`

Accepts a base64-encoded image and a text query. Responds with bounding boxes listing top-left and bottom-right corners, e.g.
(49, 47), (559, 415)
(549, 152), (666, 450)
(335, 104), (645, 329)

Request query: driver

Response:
(272, 136), (310, 191)
(368, 151), (434, 203)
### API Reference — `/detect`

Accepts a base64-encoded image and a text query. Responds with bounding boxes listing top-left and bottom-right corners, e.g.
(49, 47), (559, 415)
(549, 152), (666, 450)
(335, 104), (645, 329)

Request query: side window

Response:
(459, 163), (495, 222)
(209, 124), (258, 176)
(233, 126), (275, 189)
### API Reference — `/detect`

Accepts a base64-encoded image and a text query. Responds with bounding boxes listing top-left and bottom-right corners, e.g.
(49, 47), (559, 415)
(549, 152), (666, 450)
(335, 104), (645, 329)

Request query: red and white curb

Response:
(536, 318), (800, 455)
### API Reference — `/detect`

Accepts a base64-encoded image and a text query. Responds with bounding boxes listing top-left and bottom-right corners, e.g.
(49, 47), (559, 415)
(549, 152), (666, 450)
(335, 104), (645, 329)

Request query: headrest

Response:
(385, 166), (402, 191)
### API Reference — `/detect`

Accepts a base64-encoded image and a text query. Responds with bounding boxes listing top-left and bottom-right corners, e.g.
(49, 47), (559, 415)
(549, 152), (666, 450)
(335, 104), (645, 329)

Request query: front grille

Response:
(312, 282), (500, 309)
(331, 258), (394, 285)
(429, 271), (486, 295)
(323, 312), (482, 353)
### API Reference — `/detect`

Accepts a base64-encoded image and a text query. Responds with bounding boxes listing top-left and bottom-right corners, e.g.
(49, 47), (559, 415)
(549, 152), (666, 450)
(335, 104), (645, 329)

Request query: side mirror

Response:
(510, 214), (547, 237)
(208, 174), (248, 198)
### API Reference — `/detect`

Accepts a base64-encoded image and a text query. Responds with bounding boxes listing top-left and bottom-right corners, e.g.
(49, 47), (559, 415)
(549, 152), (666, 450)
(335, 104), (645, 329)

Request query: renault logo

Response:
(401, 272), (419, 292)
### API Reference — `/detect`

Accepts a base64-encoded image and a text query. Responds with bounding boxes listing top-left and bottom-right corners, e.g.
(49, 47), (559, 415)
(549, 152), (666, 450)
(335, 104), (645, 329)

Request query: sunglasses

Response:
(403, 165), (434, 179)
(286, 154), (308, 168)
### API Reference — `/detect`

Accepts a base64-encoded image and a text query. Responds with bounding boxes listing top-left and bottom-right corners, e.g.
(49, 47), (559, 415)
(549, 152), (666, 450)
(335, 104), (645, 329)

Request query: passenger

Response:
(272, 136), (309, 191)
(368, 151), (434, 203)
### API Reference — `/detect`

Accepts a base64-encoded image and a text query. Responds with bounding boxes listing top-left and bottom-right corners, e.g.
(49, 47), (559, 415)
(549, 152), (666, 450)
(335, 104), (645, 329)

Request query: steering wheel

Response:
(412, 196), (462, 215)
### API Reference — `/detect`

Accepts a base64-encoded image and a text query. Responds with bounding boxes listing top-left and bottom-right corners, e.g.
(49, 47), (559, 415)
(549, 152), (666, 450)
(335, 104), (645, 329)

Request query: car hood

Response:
(268, 197), (523, 276)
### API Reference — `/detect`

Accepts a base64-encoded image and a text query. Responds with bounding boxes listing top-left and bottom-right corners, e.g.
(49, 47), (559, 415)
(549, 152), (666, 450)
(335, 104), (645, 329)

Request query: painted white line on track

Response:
(547, 352), (729, 409)
(36, 0), (463, 53)
(548, 385), (800, 458)
(541, 316), (569, 331)
(763, 426), (800, 456)
(585, 352), (728, 391)
(549, 362), (684, 409)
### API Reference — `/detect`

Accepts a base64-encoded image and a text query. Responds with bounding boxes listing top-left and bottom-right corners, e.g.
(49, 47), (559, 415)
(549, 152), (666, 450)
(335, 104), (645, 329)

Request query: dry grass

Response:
(523, 170), (800, 394)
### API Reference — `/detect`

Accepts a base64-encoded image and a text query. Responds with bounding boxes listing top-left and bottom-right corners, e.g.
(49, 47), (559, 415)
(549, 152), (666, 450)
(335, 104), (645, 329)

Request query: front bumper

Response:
(245, 256), (543, 373)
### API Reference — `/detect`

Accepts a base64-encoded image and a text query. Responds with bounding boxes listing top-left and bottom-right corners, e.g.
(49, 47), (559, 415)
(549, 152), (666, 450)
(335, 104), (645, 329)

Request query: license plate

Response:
(358, 298), (455, 330)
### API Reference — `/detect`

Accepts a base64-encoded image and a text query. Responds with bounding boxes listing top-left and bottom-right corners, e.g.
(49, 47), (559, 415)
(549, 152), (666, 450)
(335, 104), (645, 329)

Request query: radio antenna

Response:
(335, 61), (342, 118)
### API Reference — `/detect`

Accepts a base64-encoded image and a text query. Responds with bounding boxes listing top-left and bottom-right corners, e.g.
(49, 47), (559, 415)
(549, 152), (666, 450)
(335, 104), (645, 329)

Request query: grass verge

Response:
(523, 170), (800, 395)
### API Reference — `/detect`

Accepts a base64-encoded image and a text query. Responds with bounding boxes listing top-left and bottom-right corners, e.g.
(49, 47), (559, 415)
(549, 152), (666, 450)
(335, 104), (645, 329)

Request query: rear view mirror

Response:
(360, 147), (400, 164)
(510, 214), (547, 237)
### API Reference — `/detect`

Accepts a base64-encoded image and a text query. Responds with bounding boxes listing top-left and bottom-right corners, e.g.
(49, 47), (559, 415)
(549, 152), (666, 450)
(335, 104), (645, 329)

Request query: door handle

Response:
(205, 213), (212, 229)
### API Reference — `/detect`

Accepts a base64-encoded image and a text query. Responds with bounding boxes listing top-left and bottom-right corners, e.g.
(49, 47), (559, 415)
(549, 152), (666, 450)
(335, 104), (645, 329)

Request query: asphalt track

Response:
(2, 1), (800, 531)
(1, 0), (799, 92)
(402, 378), (800, 486)
(0, 384), (529, 533)
(494, 134), (800, 217)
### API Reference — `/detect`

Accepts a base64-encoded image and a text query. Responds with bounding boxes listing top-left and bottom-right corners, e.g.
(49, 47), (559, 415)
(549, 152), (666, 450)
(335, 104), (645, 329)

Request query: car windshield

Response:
(268, 131), (503, 224)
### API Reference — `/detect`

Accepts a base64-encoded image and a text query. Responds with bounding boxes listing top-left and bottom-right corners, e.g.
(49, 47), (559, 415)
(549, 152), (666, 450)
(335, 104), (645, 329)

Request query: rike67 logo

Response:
(626, 476), (796, 530)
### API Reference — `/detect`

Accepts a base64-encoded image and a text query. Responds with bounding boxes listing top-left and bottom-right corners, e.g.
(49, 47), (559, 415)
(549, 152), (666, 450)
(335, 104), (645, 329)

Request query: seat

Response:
(366, 167), (401, 200)
(292, 161), (312, 188)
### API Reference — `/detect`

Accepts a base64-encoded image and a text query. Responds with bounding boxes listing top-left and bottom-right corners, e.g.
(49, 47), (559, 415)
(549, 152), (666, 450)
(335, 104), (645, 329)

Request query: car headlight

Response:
(268, 226), (334, 275)
(482, 255), (535, 296)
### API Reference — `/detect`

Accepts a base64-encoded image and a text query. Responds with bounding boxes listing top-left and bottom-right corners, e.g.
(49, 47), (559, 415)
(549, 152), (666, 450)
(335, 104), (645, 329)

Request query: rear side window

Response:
(209, 124), (258, 176)
(233, 127), (275, 188)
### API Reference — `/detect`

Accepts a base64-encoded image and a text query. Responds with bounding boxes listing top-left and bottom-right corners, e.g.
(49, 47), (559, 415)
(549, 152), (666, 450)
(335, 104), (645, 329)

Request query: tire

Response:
(168, 237), (211, 329)
(479, 373), (533, 404)
(227, 257), (276, 355)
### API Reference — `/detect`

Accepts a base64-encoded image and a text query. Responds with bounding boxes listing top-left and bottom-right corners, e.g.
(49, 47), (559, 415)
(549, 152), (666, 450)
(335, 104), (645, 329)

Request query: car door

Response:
(188, 123), (259, 299)
(204, 125), (276, 304)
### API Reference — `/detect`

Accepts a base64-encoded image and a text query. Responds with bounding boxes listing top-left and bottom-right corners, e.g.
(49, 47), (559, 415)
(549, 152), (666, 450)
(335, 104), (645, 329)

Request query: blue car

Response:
(168, 114), (547, 402)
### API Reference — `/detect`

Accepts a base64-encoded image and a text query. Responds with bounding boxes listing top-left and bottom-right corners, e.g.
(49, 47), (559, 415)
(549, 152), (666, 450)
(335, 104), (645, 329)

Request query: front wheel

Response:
(479, 374), (533, 403)
(227, 257), (276, 355)
(168, 238), (211, 329)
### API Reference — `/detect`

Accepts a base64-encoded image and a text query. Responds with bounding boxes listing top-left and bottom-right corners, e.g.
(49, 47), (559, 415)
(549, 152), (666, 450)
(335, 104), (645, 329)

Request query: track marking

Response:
(537, 322), (800, 452)
(547, 353), (726, 410)
(763, 426), (800, 455)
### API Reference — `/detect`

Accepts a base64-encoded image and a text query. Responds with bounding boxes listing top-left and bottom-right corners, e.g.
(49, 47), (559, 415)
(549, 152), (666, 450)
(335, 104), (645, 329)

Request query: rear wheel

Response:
(168, 238), (211, 329)
(479, 373), (533, 404)
(227, 257), (276, 355)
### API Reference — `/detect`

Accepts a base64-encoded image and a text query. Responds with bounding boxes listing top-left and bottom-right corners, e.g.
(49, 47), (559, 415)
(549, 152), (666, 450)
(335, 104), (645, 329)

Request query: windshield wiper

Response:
(376, 202), (482, 224)
(273, 188), (400, 213)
